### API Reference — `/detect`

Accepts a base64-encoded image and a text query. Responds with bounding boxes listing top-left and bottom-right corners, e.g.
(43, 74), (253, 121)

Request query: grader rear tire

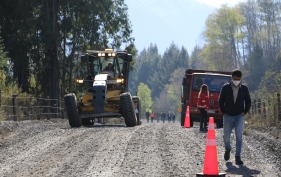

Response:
(121, 93), (137, 127)
(64, 93), (81, 128)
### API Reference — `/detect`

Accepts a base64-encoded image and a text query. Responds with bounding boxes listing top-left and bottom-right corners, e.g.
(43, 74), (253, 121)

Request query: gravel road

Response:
(0, 119), (280, 177)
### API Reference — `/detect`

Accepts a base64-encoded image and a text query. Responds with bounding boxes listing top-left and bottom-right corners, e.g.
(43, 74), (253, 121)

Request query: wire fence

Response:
(1, 92), (281, 125)
(0, 94), (64, 121)
(248, 92), (281, 126)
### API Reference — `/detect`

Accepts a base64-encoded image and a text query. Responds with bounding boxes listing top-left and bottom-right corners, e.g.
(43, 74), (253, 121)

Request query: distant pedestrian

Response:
(167, 111), (172, 123)
(197, 84), (209, 132)
(161, 112), (166, 123)
(219, 69), (251, 165)
(158, 111), (161, 123)
(150, 112), (155, 123)
(155, 111), (160, 123)
(146, 111), (150, 123)
(172, 112), (176, 123)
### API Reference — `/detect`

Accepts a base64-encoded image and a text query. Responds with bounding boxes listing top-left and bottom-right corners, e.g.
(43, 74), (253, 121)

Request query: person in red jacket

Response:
(150, 112), (155, 123)
(197, 84), (209, 131)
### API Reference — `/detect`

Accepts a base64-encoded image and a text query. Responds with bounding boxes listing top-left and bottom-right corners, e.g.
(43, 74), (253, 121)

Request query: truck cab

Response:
(181, 69), (232, 128)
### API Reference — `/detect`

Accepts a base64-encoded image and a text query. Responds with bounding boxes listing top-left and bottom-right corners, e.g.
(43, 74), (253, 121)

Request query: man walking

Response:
(219, 69), (251, 165)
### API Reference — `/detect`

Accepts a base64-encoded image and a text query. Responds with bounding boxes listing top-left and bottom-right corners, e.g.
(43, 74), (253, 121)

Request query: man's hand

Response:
(241, 112), (246, 116)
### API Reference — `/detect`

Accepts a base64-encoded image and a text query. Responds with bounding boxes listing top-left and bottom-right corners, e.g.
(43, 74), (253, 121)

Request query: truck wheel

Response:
(121, 93), (137, 127)
(64, 93), (81, 128)
(190, 119), (194, 127)
(181, 104), (186, 126)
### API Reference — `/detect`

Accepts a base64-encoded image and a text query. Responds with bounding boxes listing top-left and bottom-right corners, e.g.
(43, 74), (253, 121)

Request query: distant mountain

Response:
(125, 0), (216, 55)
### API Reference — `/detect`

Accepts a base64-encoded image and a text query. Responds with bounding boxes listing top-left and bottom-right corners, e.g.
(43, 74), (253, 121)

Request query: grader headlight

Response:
(106, 79), (124, 84)
(116, 79), (124, 83)
(76, 79), (84, 84)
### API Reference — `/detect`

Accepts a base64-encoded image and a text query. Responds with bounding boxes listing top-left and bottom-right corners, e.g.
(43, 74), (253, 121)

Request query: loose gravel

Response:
(0, 119), (280, 177)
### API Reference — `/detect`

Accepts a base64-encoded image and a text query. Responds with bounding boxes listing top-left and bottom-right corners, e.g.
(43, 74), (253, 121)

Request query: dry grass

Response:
(246, 115), (281, 140)
(0, 108), (5, 122)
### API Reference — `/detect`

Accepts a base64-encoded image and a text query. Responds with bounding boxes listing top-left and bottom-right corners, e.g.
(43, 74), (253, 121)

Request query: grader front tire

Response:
(64, 93), (82, 128)
(121, 93), (137, 127)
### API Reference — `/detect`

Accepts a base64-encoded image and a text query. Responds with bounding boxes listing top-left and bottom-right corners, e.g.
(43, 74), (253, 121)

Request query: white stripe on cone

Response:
(206, 139), (216, 146)
(208, 124), (215, 130)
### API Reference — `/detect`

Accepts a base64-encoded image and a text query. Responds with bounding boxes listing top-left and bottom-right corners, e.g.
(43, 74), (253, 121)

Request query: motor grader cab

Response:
(64, 49), (141, 127)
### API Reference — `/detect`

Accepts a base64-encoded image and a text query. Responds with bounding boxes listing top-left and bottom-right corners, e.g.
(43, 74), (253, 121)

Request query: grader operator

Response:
(64, 49), (141, 127)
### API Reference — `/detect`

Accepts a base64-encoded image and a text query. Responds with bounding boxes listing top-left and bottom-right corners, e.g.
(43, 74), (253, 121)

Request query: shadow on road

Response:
(61, 124), (127, 129)
(225, 162), (261, 176)
(86, 124), (127, 128)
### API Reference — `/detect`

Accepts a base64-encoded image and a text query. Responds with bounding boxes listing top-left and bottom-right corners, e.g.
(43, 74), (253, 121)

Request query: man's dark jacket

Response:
(219, 82), (251, 116)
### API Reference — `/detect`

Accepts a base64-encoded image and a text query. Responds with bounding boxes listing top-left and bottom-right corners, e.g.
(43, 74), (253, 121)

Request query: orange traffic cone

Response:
(196, 117), (226, 177)
(184, 106), (190, 128)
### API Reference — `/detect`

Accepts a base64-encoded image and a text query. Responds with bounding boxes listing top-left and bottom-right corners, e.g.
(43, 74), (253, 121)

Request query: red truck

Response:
(181, 69), (232, 128)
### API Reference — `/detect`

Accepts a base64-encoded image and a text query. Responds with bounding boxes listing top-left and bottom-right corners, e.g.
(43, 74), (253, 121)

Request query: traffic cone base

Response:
(196, 172), (226, 177)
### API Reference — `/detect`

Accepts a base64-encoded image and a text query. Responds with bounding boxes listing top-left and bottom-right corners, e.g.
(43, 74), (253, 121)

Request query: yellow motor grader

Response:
(64, 49), (141, 127)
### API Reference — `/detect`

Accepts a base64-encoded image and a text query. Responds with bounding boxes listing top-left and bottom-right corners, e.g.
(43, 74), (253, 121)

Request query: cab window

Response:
(192, 75), (231, 92)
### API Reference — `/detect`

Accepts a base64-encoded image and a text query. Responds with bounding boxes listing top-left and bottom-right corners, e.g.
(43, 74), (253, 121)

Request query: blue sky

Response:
(125, 0), (245, 55)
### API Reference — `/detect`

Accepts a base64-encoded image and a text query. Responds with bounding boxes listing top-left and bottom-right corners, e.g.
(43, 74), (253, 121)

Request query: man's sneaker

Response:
(235, 156), (244, 165)
(224, 149), (230, 161)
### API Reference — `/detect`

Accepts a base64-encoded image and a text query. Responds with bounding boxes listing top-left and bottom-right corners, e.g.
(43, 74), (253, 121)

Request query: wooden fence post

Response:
(36, 98), (41, 120)
(258, 99), (261, 114)
(263, 100), (266, 119)
(276, 93), (281, 120)
(250, 100), (254, 115)
(47, 97), (51, 120)
(253, 99), (256, 115)
(12, 94), (17, 121)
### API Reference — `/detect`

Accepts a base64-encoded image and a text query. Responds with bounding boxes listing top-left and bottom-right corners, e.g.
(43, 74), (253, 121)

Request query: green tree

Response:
(190, 45), (206, 69)
(0, 0), (134, 100)
(129, 43), (190, 100)
(244, 44), (264, 90)
(166, 68), (186, 111)
(137, 83), (153, 116)
(0, 37), (10, 90)
(202, 5), (246, 71)
(129, 44), (161, 98)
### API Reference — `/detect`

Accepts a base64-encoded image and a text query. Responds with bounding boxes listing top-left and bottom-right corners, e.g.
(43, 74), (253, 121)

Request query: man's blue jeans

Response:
(223, 114), (244, 156)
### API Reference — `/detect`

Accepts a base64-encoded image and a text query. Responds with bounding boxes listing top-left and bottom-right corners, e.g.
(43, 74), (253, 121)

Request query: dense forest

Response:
(1, 0), (281, 116)
(129, 0), (281, 115)
(0, 0), (134, 101)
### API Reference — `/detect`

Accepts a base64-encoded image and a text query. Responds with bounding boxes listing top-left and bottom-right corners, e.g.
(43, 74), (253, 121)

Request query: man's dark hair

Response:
(232, 69), (242, 78)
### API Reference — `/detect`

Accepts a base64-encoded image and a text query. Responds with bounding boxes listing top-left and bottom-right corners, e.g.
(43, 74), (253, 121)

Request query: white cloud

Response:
(194, 0), (245, 7)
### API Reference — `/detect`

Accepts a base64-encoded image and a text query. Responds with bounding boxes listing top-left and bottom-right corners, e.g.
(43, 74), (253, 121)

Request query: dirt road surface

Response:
(0, 119), (280, 177)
